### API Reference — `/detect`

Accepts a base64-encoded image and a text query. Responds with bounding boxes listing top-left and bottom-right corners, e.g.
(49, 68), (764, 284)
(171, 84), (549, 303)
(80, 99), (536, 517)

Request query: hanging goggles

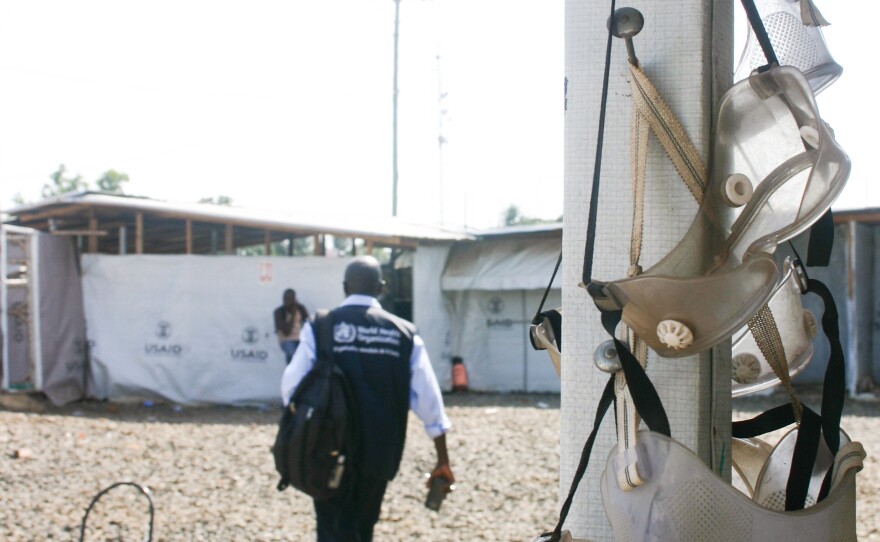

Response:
(734, 0), (841, 94)
(602, 431), (865, 542)
(731, 257), (817, 396)
(588, 65), (850, 358)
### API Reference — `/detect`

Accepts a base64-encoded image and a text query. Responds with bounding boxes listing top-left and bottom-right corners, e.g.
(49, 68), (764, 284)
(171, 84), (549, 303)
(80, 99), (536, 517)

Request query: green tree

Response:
(42, 164), (88, 199)
(95, 169), (129, 194)
(501, 204), (558, 226)
(198, 195), (234, 205)
(333, 236), (354, 256)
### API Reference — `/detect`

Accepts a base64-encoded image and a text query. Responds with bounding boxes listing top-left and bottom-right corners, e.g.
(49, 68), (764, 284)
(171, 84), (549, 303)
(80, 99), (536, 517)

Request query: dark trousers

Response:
(314, 474), (388, 542)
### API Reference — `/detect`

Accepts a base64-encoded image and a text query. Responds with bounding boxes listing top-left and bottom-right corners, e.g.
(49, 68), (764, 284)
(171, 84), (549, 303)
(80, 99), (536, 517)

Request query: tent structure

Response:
(415, 225), (563, 393)
(3, 193), (567, 403)
(1, 193), (473, 404)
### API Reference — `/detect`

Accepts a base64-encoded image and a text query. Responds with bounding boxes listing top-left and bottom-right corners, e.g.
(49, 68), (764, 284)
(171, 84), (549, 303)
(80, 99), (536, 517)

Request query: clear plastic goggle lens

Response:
(589, 66), (849, 358)
(734, 0), (842, 94)
(731, 258), (815, 397)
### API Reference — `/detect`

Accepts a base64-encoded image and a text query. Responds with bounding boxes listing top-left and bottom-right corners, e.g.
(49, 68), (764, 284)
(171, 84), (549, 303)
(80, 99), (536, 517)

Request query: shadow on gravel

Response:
(0, 391), (562, 427)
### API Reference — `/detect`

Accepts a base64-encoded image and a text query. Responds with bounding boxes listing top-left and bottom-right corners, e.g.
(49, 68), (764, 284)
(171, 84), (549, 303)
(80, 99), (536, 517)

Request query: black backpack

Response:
(272, 310), (358, 500)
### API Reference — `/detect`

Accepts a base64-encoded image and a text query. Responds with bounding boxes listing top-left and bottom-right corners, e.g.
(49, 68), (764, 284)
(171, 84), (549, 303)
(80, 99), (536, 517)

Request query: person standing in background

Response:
(274, 288), (309, 364)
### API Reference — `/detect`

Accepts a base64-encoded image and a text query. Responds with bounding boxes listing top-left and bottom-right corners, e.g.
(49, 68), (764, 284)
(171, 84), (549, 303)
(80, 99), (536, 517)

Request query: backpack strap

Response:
(314, 309), (334, 365)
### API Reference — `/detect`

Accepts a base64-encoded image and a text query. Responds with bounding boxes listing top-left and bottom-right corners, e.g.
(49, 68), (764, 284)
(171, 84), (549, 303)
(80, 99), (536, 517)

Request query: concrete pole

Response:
(562, 1), (732, 539)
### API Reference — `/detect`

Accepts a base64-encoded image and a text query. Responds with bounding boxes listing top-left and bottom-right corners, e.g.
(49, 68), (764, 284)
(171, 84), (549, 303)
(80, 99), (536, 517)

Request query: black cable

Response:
(740, 0), (778, 69)
(581, 0), (618, 286)
(79, 481), (154, 542)
(532, 251), (562, 325)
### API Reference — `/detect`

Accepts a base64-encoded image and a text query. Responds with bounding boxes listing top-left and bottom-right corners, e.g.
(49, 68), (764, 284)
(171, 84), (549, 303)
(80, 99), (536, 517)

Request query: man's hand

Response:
(426, 463), (455, 492)
(427, 433), (454, 492)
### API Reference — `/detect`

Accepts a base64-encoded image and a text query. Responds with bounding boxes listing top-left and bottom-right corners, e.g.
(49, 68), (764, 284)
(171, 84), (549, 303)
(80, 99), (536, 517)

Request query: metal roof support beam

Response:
(135, 213), (144, 254)
(87, 212), (98, 254)
(185, 220), (193, 254)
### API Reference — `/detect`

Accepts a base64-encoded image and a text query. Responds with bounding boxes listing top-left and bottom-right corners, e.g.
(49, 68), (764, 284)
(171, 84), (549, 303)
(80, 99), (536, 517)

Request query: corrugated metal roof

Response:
(475, 222), (562, 237)
(5, 192), (474, 242)
(832, 207), (880, 224)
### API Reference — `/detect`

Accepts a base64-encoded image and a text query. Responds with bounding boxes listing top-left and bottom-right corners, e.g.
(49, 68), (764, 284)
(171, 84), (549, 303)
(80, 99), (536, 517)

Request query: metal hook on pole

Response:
(608, 7), (644, 66)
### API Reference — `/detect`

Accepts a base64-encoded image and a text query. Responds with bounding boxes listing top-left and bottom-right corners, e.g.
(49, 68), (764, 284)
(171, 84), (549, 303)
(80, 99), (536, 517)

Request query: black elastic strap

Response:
(529, 308), (564, 353)
(581, 0), (618, 285)
(732, 276), (846, 509)
(740, 0), (778, 68)
(543, 5), (618, 537)
(806, 210), (835, 267)
(785, 406), (822, 510)
(549, 375), (616, 542)
(808, 278), (844, 456)
(532, 252), (563, 325)
(809, 278), (846, 502)
(732, 404), (797, 439)
(600, 310), (671, 436)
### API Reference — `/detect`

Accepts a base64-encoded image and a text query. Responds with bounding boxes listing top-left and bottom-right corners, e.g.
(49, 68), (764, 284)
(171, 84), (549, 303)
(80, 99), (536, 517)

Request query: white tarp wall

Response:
(413, 244), (455, 390)
(82, 254), (353, 405)
(438, 237), (562, 392)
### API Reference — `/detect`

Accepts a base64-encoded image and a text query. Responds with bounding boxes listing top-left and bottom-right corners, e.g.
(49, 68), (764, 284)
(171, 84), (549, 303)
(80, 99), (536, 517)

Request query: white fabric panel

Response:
(82, 254), (352, 405)
(445, 288), (561, 393)
(413, 244), (454, 390)
(441, 237), (561, 291)
(39, 233), (88, 405)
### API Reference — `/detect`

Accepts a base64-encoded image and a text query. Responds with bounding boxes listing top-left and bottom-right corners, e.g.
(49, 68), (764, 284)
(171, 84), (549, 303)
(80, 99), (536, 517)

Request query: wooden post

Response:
(562, 1), (732, 538)
(225, 224), (233, 254)
(185, 220), (193, 254)
(119, 225), (127, 255)
(135, 213), (143, 254)
(313, 234), (323, 256)
(87, 213), (98, 253)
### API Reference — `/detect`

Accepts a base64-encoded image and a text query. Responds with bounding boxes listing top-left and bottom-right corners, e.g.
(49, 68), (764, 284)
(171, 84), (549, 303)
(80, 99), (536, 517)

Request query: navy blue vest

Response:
(328, 304), (415, 481)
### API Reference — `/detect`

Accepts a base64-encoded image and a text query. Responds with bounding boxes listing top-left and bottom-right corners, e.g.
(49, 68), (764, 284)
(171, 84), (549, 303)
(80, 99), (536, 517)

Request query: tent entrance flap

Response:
(441, 238), (562, 292)
(440, 237), (562, 392)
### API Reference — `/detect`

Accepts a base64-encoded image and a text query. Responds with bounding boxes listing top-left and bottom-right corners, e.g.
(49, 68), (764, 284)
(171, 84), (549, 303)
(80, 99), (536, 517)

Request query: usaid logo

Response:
(242, 326), (260, 344)
(230, 325), (269, 363)
(487, 297), (504, 314)
(334, 322), (357, 343)
(145, 320), (185, 357)
(156, 321), (172, 339)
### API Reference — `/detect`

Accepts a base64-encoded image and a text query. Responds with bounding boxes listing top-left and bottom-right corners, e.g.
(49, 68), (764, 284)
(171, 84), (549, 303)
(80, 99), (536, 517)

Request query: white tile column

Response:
(561, 1), (733, 538)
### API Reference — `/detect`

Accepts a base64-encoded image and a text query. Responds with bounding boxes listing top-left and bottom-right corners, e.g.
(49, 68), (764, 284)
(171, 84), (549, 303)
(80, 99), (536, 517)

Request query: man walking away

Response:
(275, 289), (309, 364)
(281, 256), (454, 542)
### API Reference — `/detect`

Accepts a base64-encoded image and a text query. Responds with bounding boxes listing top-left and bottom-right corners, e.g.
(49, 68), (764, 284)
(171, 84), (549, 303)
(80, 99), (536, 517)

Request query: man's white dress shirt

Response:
(280, 294), (451, 438)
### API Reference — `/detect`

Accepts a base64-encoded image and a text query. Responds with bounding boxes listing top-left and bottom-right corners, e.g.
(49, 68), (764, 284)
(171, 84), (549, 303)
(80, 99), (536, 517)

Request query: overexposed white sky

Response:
(0, 0), (564, 229)
(0, 1), (874, 229)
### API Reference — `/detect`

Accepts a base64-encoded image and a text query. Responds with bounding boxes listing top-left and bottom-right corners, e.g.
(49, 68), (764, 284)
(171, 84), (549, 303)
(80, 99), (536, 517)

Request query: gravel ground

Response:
(1, 391), (877, 541)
